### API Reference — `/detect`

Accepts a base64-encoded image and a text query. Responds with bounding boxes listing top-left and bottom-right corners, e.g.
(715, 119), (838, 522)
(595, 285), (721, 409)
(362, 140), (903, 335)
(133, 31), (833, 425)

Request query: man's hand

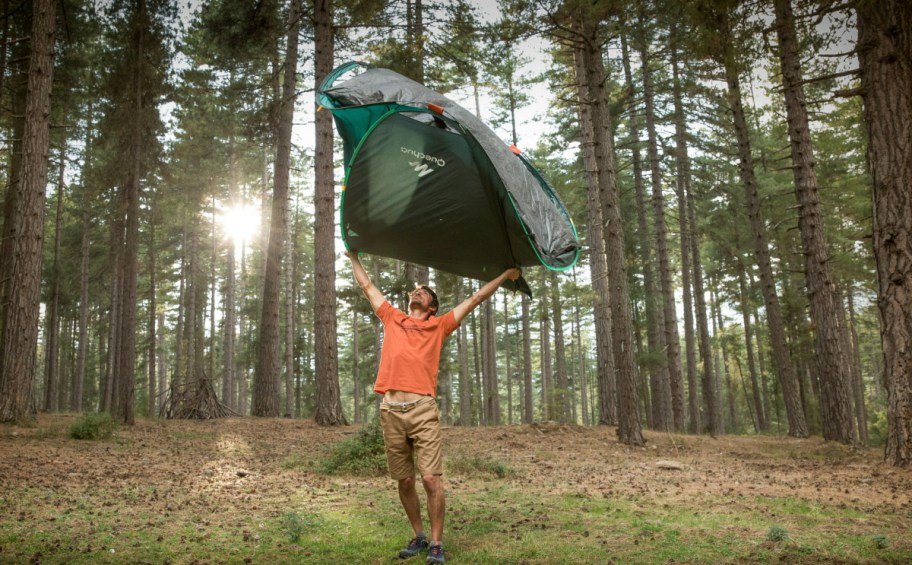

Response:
(504, 267), (521, 281)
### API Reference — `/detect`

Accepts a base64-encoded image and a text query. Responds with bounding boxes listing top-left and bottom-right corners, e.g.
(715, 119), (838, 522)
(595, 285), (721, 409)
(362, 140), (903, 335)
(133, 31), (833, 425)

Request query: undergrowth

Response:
(318, 419), (387, 475)
(69, 413), (119, 440)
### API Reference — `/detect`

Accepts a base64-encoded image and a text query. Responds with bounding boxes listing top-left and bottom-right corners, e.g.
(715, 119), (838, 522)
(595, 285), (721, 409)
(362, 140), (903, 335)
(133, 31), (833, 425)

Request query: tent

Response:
(318, 61), (580, 296)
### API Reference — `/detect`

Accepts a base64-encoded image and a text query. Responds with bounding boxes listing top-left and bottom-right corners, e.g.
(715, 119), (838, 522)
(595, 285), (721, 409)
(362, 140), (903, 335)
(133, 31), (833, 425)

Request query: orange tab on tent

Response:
(428, 102), (445, 114)
(509, 145), (522, 155)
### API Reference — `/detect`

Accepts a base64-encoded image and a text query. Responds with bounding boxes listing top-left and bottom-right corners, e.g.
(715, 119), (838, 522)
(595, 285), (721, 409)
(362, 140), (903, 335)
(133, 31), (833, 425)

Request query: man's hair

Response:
(417, 284), (439, 315)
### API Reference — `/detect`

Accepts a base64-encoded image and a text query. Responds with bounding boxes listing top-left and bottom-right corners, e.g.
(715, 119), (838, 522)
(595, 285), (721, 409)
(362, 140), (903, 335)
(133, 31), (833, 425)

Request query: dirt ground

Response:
(1, 414), (910, 563)
(3, 414), (910, 512)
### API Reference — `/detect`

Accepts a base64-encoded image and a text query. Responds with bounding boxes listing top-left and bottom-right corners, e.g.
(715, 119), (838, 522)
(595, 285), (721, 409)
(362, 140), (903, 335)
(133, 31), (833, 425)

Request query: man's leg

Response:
(421, 474), (445, 543)
(398, 476), (424, 536)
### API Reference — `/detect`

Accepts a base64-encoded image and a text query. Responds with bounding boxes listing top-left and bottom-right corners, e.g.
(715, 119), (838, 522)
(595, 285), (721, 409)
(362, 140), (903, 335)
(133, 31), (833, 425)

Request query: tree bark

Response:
(572, 7), (643, 445)
(313, 0), (346, 425)
(0, 0), (55, 422)
(773, 0), (855, 443)
(856, 0), (912, 465)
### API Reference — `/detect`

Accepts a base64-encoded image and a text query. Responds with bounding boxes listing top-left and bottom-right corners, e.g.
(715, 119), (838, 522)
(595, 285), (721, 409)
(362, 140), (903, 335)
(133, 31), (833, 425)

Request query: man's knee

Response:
(421, 474), (442, 495)
(398, 476), (416, 492)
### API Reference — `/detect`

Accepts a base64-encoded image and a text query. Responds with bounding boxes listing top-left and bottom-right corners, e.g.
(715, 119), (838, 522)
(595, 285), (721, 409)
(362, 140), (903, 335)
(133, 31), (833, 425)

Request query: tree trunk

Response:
(738, 264), (767, 431)
(312, 0), (346, 425)
(457, 281), (472, 425)
(687, 184), (717, 436)
(576, 51), (617, 426)
(573, 8), (643, 445)
(0, 1), (29, 350)
(521, 294), (534, 424)
(856, 0), (912, 465)
(352, 310), (360, 424)
(539, 288), (552, 421)
(73, 182), (91, 412)
(109, 0), (149, 426)
(773, 0), (855, 443)
(573, 278), (589, 426)
(550, 270), (571, 423)
(44, 145), (65, 412)
(620, 30), (668, 432)
(720, 21), (808, 438)
(712, 289), (735, 432)
(636, 21), (683, 431)
(0, 0), (55, 422)
(222, 236), (237, 410)
(503, 297), (512, 425)
(284, 197), (295, 417)
(254, 0), (300, 417)
(670, 32), (700, 434)
(483, 299), (499, 425)
(846, 284), (868, 444)
(147, 216), (157, 417)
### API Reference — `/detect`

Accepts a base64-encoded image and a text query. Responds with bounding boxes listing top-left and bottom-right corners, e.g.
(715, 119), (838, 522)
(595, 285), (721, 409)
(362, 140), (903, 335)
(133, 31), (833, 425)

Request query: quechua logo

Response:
(401, 147), (446, 178)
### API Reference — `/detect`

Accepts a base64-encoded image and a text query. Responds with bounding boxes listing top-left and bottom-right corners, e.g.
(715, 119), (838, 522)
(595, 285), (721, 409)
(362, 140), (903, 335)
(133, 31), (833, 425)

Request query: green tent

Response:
(318, 62), (580, 296)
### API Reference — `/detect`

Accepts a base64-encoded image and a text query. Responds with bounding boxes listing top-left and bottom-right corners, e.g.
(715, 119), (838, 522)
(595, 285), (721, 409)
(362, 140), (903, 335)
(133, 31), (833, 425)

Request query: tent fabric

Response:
(318, 62), (580, 296)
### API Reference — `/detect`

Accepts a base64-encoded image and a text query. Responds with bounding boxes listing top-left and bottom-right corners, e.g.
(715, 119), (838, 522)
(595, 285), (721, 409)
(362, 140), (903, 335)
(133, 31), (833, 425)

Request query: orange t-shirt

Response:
(373, 301), (459, 397)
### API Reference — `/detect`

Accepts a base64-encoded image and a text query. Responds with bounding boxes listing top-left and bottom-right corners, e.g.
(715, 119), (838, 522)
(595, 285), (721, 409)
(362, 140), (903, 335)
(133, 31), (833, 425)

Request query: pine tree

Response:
(0, 0), (56, 423)
(856, 0), (912, 465)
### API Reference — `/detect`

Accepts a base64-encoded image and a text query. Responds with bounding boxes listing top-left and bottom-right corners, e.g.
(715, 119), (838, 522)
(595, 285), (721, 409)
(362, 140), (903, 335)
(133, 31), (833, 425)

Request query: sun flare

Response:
(218, 202), (260, 247)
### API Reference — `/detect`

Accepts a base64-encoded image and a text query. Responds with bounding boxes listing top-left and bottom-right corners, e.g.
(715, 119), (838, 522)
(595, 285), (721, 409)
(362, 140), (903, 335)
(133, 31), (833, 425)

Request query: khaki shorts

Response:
(379, 397), (443, 480)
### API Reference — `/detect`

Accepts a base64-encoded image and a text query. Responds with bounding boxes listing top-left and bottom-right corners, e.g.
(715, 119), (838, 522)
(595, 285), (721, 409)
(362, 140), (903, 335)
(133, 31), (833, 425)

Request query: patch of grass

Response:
(68, 413), (118, 440)
(317, 420), (387, 476)
(873, 534), (888, 549)
(447, 452), (515, 478)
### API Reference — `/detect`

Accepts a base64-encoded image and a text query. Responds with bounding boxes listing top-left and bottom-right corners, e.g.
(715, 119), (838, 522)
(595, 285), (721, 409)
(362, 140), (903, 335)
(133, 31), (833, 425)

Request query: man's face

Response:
(408, 287), (436, 314)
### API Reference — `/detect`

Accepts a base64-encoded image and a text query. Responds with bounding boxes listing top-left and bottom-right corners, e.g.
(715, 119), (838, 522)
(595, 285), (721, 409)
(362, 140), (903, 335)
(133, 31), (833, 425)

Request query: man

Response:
(346, 250), (520, 564)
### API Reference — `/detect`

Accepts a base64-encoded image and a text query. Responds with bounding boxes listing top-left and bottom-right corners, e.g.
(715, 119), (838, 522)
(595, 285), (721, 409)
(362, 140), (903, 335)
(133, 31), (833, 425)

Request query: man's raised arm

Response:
(451, 268), (521, 324)
(346, 250), (386, 313)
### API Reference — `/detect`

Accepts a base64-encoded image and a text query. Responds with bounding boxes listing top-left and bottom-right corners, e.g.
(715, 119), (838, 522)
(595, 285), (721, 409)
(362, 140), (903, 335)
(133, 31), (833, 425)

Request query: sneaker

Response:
(399, 534), (428, 559)
(426, 543), (444, 564)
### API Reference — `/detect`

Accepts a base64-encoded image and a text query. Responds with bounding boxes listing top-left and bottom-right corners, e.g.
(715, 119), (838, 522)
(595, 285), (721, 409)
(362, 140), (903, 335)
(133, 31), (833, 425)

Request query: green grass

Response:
(2, 478), (910, 564)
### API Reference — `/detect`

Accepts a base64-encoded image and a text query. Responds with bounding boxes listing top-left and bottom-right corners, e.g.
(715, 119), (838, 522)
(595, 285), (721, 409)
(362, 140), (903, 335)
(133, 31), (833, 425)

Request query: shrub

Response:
(318, 420), (387, 476)
(765, 526), (789, 542)
(872, 534), (888, 549)
(69, 413), (119, 440)
(281, 511), (315, 543)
